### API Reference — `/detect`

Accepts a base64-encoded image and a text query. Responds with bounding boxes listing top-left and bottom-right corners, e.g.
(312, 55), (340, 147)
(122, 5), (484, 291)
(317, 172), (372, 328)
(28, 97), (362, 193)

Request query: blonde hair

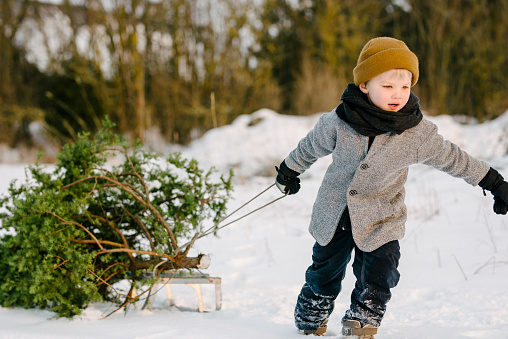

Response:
(390, 69), (412, 80)
(364, 69), (412, 85)
(393, 68), (413, 79)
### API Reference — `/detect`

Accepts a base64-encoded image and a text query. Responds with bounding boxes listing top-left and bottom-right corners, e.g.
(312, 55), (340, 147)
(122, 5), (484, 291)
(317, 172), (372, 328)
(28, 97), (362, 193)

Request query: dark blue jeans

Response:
(294, 227), (401, 330)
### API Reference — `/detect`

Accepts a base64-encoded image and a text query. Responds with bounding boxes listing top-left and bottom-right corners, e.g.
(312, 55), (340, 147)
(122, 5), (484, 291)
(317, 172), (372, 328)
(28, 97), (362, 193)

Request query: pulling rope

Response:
(175, 183), (287, 254)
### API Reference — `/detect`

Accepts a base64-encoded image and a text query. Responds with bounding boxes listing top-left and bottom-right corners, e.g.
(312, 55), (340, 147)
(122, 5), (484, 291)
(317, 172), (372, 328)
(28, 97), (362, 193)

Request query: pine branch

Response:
(61, 175), (179, 250)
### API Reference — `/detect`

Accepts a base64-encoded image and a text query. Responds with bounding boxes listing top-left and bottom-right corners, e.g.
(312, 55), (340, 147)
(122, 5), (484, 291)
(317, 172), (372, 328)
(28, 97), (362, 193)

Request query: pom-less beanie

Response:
(353, 37), (419, 87)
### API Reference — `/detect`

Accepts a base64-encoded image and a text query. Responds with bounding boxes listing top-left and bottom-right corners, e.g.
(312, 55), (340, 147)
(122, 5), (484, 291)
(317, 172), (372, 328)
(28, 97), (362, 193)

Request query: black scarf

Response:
(336, 83), (423, 137)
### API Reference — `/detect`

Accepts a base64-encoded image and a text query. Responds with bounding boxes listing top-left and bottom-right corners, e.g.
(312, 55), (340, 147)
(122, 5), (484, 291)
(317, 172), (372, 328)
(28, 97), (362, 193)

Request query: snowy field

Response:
(1, 109), (508, 338)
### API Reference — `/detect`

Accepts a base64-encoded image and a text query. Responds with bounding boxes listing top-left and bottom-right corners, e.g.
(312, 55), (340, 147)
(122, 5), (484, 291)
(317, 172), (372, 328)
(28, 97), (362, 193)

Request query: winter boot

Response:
(341, 319), (377, 339)
(298, 318), (328, 336)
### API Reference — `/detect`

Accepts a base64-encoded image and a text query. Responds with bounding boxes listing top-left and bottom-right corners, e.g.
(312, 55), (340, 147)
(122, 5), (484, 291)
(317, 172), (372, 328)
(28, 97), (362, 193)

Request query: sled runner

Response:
(141, 272), (222, 312)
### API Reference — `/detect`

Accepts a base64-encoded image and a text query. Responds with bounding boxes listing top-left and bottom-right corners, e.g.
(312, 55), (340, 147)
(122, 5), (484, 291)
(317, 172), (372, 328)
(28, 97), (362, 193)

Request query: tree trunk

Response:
(130, 254), (211, 272)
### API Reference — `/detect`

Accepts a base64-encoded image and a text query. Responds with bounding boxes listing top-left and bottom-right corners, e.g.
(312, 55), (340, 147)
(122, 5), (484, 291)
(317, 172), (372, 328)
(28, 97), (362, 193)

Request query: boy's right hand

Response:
(275, 161), (300, 195)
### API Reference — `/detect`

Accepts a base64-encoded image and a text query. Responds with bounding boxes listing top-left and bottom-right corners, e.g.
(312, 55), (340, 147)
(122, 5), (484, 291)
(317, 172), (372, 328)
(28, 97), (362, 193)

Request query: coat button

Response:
(349, 190), (358, 196)
(360, 163), (369, 170)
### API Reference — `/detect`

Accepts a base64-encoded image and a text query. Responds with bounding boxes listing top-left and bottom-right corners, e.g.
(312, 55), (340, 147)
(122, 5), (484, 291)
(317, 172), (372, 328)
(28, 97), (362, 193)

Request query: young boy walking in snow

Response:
(274, 37), (508, 338)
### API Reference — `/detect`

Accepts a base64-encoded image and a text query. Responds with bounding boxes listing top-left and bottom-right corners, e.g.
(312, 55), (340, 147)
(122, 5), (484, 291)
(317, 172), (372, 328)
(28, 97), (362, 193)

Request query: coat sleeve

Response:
(284, 111), (338, 173)
(416, 120), (490, 185)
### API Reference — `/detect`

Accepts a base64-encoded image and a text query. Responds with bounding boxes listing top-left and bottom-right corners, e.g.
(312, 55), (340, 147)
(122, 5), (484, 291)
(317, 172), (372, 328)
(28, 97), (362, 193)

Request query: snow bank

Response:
(183, 109), (322, 179)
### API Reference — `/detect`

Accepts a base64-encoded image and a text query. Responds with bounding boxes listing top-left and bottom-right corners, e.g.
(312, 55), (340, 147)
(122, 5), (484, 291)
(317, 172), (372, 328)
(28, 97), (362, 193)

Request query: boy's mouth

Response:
(388, 104), (399, 110)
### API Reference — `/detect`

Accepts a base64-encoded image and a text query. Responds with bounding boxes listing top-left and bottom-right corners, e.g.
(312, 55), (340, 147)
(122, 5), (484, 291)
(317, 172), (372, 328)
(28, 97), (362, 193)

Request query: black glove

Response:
(479, 167), (508, 215)
(494, 196), (508, 215)
(275, 160), (300, 195)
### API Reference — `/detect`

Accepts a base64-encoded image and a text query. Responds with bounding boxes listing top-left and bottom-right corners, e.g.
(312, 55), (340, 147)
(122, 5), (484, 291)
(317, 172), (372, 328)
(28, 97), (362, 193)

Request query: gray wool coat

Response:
(284, 109), (490, 252)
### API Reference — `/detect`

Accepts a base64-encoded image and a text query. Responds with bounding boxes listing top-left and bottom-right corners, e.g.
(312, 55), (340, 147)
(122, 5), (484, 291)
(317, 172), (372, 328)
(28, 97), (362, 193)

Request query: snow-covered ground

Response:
(1, 109), (508, 338)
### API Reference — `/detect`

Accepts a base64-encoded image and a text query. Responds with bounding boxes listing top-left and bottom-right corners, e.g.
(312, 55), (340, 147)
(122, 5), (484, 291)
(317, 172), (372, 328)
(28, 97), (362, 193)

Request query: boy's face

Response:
(358, 69), (412, 112)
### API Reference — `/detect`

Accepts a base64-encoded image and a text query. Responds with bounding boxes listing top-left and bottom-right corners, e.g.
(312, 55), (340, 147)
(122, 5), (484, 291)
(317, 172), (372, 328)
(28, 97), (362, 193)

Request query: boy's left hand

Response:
(479, 168), (508, 215)
(492, 181), (508, 215)
(494, 196), (508, 215)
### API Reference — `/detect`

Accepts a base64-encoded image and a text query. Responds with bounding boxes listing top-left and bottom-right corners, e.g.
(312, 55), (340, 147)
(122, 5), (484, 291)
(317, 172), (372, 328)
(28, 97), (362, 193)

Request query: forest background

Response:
(1, 0), (507, 160)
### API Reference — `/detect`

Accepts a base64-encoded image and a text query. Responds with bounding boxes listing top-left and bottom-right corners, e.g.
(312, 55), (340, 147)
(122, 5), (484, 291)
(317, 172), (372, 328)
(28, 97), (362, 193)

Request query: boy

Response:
(274, 37), (508, 338)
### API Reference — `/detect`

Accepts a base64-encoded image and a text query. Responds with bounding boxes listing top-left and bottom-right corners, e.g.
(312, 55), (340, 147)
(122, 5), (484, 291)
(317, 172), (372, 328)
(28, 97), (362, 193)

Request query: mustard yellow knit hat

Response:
(353, 37), (419, 87)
